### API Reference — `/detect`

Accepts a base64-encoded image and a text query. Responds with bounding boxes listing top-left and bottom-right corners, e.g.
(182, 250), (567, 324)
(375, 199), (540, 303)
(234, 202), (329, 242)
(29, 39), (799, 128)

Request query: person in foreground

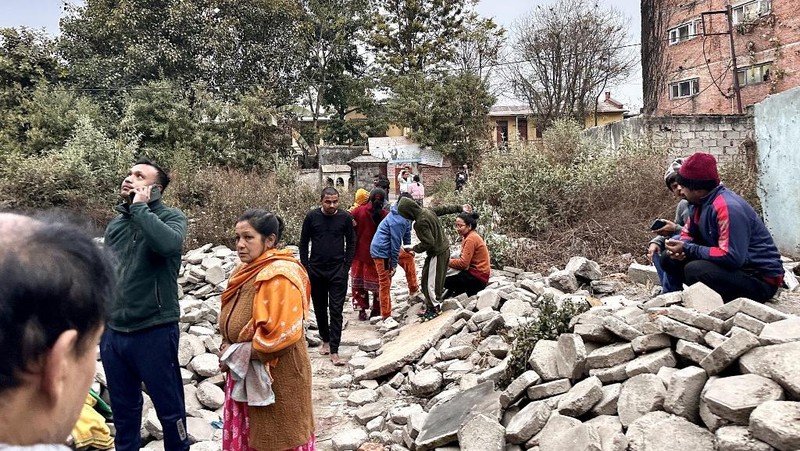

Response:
(397, 198), (471, 320)
(220, 209), (315, 451)
(648, 158), (690, 292)
(444, 212), (491, 298)
(0, 213), (115, 450)
(101, 159), (189, 451)
(299, 187), (355, 366)
(660, 152), (784, 302)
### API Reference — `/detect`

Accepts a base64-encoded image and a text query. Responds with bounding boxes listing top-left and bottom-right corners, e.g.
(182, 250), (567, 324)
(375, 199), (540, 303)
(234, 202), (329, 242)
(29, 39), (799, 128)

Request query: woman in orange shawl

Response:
(219, 209), (315, 451)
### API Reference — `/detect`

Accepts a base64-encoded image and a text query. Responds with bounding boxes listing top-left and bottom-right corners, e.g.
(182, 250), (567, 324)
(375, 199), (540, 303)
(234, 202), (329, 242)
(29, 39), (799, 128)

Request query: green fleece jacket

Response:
(397, 197), (462, 255)
(104, 191), (187, 332)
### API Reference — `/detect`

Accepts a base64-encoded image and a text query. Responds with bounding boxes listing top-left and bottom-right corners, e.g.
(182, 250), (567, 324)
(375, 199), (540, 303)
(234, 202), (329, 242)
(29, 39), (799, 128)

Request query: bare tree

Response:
(505, 0), (637, 127)
(453, 12), (506, 81)
(641, 0), (672, 115)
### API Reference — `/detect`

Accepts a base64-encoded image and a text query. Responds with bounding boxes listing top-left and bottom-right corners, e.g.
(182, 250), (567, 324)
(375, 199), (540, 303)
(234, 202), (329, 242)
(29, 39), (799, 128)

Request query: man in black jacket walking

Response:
(300, 187), (356, 366)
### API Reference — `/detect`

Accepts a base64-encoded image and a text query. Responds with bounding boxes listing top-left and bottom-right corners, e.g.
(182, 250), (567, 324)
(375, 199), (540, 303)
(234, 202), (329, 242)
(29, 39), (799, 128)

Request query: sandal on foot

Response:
(358, 310), (368, 321)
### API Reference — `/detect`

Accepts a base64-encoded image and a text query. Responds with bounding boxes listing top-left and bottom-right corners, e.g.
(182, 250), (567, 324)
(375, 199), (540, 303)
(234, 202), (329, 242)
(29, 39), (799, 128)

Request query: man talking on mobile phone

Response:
(101, 159), (189, 450)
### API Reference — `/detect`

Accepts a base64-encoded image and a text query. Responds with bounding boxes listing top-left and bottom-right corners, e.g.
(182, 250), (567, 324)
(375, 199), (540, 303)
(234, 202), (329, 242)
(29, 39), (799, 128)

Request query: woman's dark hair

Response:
(413, 175), (420, 183)
(237, 209), (284, 244)
(457, 212), (479, 230)
(369, 188), (386, 224)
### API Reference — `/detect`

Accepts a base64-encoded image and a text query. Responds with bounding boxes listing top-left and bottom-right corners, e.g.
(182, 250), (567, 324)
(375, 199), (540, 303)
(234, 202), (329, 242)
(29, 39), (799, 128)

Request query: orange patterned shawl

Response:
(221, 248), (311, 357)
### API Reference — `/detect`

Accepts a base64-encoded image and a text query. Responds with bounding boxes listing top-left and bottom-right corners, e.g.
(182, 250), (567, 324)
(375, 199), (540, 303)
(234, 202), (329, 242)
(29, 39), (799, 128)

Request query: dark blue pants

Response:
(659, 254), (778, 303)
(101, 323), (189, 451)
(654, 249), (683, 293)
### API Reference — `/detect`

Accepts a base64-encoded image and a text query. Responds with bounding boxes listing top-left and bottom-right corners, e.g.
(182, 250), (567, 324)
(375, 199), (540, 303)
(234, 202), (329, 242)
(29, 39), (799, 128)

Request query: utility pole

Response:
(701, 7), (743, 114)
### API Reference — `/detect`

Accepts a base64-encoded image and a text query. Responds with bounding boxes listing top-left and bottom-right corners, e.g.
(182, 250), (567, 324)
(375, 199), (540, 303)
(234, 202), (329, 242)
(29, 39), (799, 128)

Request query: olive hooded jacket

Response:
(396, 197), (462, 256)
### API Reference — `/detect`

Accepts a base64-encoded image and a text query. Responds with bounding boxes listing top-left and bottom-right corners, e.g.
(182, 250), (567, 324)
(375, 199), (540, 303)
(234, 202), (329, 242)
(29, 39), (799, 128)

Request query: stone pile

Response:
(328, 256), (800, 451)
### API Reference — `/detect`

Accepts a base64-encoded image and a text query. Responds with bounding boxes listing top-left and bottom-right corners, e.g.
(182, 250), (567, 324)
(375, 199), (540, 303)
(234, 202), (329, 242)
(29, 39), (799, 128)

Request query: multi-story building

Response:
(646, 0), (800, 115)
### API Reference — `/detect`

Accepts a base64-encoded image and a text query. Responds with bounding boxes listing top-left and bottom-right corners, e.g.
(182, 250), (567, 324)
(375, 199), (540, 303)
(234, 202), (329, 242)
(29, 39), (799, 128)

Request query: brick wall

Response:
(584, 114), (754, 164)
(655, 0), (800, 115)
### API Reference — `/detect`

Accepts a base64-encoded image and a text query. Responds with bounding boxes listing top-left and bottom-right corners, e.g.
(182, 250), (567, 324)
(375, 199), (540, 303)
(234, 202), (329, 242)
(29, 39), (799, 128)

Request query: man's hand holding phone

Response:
(132, 184), (160, 204)
(651, 218), (678, 237)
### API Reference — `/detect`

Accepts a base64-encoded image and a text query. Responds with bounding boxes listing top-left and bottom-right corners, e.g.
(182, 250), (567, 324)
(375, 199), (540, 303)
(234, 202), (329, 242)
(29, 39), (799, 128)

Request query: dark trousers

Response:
(444, 270), (488, 299)
(659, 254), (778, 303)
(309, 264), (348, 354)
(100, 323), (189, 451)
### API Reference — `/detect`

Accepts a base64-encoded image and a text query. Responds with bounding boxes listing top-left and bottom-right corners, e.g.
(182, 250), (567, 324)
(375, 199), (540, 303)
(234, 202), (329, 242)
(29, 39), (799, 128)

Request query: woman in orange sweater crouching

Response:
(443, 212), (491, 298)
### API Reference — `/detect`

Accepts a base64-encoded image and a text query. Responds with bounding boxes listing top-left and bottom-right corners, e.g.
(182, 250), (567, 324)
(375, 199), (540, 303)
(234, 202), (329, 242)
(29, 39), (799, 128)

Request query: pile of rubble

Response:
(328, 256), (800, 451)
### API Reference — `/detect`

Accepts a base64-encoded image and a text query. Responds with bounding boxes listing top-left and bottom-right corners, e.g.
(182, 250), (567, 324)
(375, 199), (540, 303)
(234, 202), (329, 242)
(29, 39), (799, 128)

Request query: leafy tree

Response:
(388, 71), (494, 164)
(21, 84), (104, 155)
(505, 0), (637, 127)
(369, 0), (473, 76)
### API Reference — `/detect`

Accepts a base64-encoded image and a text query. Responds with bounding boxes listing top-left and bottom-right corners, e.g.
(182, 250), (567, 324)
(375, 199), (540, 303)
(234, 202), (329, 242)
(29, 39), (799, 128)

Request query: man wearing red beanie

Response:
(660, 152), (784, 302)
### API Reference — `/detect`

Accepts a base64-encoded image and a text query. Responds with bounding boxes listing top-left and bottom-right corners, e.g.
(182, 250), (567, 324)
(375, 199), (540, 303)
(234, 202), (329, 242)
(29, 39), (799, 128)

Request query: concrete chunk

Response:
(715, 426), (775, 451)
(505, 400), (551, 444)
(664, 366), (707, 423)
(626, 411), (715, 451)
(666, 305), (725, 332)
(589, 383), (621, 416)
(628, 262), (660, 286)
(699, 328), (761, 375)
(749, 401), (800, 451)
(557, 376), (603, 417)
(527, 378), (572, 400)
(625, 348), (677, 377)
(574, 323), (615, 344)
(618, 374), (666, 427)
(533, 413), (582, 451)
(500, 370), (541, 408)
(709, 298), (790, 322)
(655, 316), (705, 342)
(602, 315), (644, 341)
(586, 343), (636, 370)
(556, 333), (587, 379)
(738, 342), (800, 398)
(703, 374), (784, 425)
(675, 340), (712, 364)
(566, 256), (602, 281)
(550, 424), (603, 451)
(681, 282), (724, 313)
(527, 340), (560, 381)
(588, 361), (630, 384)
(759, 317), (800, 345)
(732, 312), (766, 335)
(457, 413), (505, 451)
(585, 415), (628, 451)
(631, 334), (672, 354)
(704, 330), (727, 348)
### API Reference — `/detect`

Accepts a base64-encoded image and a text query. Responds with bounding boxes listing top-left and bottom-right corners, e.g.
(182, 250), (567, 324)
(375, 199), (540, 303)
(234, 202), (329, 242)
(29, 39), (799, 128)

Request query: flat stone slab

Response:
(589, 383), (621, 416)
(655, 316), (705, 342)
(505, 399), (551, 444)
(586, 342), (636, 370)
(631, 333), (672, 354)
(700, 328), (760, 375)
(709, 298), (790, 322)
(355, 310), (457, 381)
(415, 381), (500, 451)
(528, 339), (560, 381)
(759, 317), (800, 345)
(625, 348), (676, 377)
(458, 413), (505, 451)
(557, 376), (603, 417)
(618, 374), (666, 427)
(715, 426), (774, 451)
(666, 306), (725, 332)
(738, 341), (800, 398)
(500, 370), (541, 408)
(703, 374), (784, 425)
(603, 315), (644, 341)
(664, 366), (707, 423)
(675, 339), (712, 364)
(626, 411), (715, 451)
(527, 378), (572, 400)
(681, 282), (724, 314)
(749, 401), (800, 451)
(556, 333), (587, 379)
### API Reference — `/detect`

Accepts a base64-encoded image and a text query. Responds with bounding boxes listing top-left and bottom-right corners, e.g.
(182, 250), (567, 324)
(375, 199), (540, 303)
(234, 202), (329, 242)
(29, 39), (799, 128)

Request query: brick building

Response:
(648, 0), (800, 115)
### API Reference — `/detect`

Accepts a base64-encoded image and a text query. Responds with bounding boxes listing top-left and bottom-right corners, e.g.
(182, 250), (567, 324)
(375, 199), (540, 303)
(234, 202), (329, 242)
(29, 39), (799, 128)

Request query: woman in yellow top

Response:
(219, 209), (315, 451)
(444, 212), (492, 298)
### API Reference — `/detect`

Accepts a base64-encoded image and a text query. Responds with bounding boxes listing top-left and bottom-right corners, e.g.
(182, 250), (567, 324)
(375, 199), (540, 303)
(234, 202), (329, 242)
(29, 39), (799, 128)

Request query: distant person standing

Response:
(397, 167), (413, 195)
(409, 174), (425, 206)
(299, 187), (355, 366)
(101, 159), (189, 451)
(455, 165), (469, 191)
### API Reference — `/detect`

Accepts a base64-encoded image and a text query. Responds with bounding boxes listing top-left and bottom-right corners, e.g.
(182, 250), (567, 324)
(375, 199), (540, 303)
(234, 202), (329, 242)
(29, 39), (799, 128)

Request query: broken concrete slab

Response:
(631, 333), (672, 354)
(715, 426), (774, 451)
(504, 399), (552, 444)
(527, 378), (572, 400)
(586, 343), (636, 370)
(574, 323), (615, 344)
(603, 315), (644, 341)
(664, 366), (707, 423)
(704, 330), (727, 348)
(666, 306), (725, 333)
(675, 339), (712, 365)
(415, 381), (500, 451)
(457, 413), (505, 451)
(528, 340), (561, 381)
(759, 317), (800, 345)
(738, 341), (800, 399)
(655, 316), (705, 342)
(589, 383), (621, 417)
(626, 411), (715, 451)
(699, 328), (761, 376)
(588, 361), (629, 384)
(556, 333), (587, 380)
(703, 374), (784, 425)
(748, 401), (800, 451)
(732, 312), (766, 335)
(627, 263), (660, 286)
(532, 413), (582, 450)
(625, 348), (677, 377)
(709, 298), (790, 322)
(500, 370), (541, 408)
(355, 310), (457, 381)
(617, 374), (666, 427)
(681, 282), (724, 314)
(557, 376), (603, 417)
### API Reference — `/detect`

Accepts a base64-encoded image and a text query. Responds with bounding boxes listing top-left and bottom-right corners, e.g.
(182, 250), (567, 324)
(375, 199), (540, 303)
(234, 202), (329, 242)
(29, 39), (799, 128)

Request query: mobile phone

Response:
(650, 219), (668, 230)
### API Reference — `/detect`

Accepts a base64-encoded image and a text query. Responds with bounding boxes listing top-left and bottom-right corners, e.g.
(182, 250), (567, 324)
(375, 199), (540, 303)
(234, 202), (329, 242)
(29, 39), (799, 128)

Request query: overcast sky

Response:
(1, 0), (643, 110)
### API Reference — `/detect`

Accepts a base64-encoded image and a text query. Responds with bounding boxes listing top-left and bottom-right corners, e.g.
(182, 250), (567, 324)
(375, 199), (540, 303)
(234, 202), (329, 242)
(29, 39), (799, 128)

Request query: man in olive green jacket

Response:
(101, 159), (189, 451)
(397, 197), (470, 319)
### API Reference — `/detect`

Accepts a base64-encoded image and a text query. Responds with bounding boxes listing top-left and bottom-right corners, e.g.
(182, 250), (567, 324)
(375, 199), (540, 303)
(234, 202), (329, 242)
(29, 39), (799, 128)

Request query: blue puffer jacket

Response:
(680, 185), (784, 284)
(370, 203), (411, 269)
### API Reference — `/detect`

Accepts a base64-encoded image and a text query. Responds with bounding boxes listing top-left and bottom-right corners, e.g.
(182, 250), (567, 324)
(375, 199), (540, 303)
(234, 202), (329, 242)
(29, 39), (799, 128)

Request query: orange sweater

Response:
(449, 231), (491, 276)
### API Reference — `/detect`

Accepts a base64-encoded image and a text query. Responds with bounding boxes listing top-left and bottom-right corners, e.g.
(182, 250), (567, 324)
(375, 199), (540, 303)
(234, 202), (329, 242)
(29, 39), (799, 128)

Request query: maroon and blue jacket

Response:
(679, 185), (784, 287)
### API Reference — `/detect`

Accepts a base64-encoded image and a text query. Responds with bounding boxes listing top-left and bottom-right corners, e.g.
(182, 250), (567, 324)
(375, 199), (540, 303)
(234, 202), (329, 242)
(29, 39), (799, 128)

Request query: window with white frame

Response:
(670, 78), (700, 99)
(668, 20), (700, 45)
(732, 0), (771, 25)
(737, 62), (771, 86)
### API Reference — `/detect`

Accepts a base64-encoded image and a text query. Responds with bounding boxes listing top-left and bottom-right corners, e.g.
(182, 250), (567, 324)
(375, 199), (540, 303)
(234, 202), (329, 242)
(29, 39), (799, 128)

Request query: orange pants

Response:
(373, 257), (393, 319)
(398, 249), (419, 294)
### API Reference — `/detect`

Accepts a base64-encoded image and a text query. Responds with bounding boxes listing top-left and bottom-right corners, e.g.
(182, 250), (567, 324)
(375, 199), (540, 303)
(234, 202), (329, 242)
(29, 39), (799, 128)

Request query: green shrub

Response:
(499, 294), (590, 388)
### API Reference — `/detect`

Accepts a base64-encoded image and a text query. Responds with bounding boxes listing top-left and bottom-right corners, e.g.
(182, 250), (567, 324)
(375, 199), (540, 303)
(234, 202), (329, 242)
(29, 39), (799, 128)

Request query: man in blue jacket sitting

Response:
(661, 152), (784, 302)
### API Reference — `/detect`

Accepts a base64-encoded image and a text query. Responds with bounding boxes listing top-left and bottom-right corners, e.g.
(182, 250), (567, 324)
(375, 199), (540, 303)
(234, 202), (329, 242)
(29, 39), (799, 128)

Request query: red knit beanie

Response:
(677, 152), (720, 189)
